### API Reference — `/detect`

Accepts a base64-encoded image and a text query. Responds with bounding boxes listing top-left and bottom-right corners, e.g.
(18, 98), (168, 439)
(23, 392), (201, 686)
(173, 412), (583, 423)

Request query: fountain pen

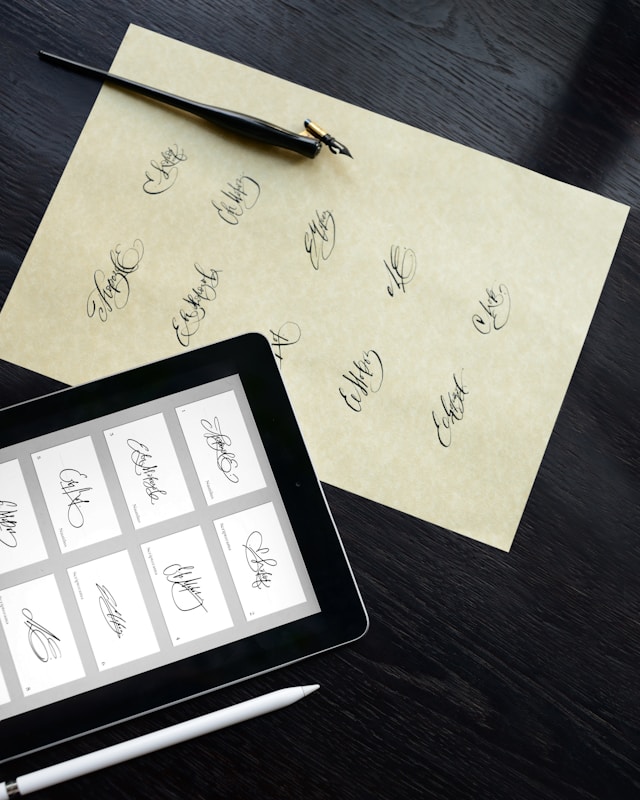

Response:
(38, 50), (352, 159)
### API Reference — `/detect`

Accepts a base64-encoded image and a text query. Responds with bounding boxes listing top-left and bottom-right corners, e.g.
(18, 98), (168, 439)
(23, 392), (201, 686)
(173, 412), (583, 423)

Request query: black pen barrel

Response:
(38, 51), (321, 158)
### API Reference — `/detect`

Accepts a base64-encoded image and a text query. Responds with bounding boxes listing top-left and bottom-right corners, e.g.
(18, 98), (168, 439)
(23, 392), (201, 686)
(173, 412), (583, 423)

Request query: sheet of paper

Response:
(32, 436), (122, 552)
(104, 412), (194, 528)
(68, 551), (160, 670)
(0, 460), (48, 573)
(214, 502), (308, 620)
(176, 390), (267, 503)
(143, 527), (233, 644)
(0, 25), (628, 550)
(0, 575), (86, 695)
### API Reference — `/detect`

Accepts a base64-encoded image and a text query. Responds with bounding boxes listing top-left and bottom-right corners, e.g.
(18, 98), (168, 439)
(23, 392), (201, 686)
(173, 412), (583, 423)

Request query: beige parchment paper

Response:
(0, 25), (629, 550)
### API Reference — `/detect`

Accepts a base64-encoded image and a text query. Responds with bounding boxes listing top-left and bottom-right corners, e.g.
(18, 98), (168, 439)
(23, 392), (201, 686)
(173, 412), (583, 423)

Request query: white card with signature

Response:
(0, 459), (48, 574)
(142, 526), (232, 644)
(214, 502), (306, 621)
(68, 551), (159, 670)
(0, 574), (85, 695)
(32, 436), (121, 552)
(105, 413), (194, 528)
(176, 390), (266, 505)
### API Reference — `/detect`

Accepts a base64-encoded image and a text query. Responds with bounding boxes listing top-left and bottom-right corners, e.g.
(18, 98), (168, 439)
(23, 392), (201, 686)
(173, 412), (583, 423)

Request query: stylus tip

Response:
(301, 684), (320, 696)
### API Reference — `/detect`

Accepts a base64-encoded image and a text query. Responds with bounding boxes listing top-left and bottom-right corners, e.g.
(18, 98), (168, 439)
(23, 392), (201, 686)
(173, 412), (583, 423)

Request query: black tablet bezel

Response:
(0, 332), (368, 761)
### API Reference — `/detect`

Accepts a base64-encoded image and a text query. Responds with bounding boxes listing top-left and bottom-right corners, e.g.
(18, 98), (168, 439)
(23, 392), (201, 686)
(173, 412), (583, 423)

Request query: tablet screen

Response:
(0, 334), (367, 760)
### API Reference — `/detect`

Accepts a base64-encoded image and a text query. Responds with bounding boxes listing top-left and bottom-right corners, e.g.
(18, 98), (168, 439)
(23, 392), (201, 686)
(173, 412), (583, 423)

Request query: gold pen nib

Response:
(304, 120), (353, 158)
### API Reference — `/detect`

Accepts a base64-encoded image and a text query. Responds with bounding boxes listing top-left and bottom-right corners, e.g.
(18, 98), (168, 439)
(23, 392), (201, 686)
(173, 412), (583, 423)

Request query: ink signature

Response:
(431, 371), (469, 447)
(472, 284), (511, 334)
(0, 500), (18, 548)
(384, 245), (417, 296)
(212, 174), (260, 225)
(339, 349), (384, 412)
(244, 530), (277, 589)
(143, 144), (187, 194)
(270, 322), (302, 368)
(96, 584), (126, 637)
(163, 564), (207, 611)
(172, 263), (221, 347)
(86, 239), (144, 322)
(304, 210), (335, 269)
(59, 468), (93, 528)
(201, 417), (239, 483)
(22, 608), (61, 662)
(127, 438), (167, 504)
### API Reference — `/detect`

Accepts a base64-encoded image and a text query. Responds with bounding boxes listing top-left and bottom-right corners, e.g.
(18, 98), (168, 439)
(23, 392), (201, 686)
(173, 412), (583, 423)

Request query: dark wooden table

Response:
(2, 1), (639, 797)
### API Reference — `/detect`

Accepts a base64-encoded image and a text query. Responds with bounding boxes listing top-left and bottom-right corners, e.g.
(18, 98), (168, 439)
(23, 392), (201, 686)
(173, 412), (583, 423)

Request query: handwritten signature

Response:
(270, 322), (302, 368)
(304, 210), (336, 270)
(172, 263), (221, 347)
(201, 417), (240, 483)
(431, 371), (469, 447)
(163, 564), (207, 612)
(143, 144), (187, 194)
(212, 174), (260, 225)
(127, 438), (167, 504)
(87, 239), (144, 322)
(339, 349), (384, 412)
(59, 468), (93, 528)
(0, 500), (18, 548)
(96, 584), (126, 637)
(244, 530), (277, 589)
(384, 245), (417, 296)
(472, 283), (511, 333)
(22, 608), (61, 662)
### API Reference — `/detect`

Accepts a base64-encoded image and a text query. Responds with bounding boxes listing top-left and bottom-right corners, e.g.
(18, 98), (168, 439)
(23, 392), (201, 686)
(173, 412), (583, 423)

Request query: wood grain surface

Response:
(1, 1), (639, 797)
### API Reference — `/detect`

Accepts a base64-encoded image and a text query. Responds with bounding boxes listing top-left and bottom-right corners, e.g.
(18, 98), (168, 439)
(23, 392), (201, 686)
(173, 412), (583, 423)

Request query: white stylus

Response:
(0, 684), (319, 798)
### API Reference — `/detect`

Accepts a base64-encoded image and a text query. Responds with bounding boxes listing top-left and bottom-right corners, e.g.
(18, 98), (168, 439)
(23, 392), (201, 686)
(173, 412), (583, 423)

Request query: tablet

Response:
(0, 333), (367, 762)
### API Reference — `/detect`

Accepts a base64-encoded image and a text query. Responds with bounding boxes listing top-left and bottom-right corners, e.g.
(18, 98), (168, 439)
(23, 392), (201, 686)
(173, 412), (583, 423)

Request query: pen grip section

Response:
(193, 105), (322, 158)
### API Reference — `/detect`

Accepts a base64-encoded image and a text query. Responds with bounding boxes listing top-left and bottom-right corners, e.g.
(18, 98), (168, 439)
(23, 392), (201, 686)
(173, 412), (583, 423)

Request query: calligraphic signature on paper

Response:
(86, 239), (144, 322)
(0, 500), (18, 548)
(163, 564), (207, 612)
(127, 438), (168, 504)
(143, 144), (187, 194)
(244, 530), (277, 589)
(59, 468), (93, 528)
(431, 371), (469, 448)
(96, 584), (126, 637)
(472, 284), (511, 334)
(304, 210), (336, 270)
(201, 417), (239, 483)
(384, 245), (417, 296)
(22, 608), (61, 662)
(212, 174), (260, 225)
(270, 322), (302, 368)
(172, 263), (221, 347)
(339, 349), (384, 412)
